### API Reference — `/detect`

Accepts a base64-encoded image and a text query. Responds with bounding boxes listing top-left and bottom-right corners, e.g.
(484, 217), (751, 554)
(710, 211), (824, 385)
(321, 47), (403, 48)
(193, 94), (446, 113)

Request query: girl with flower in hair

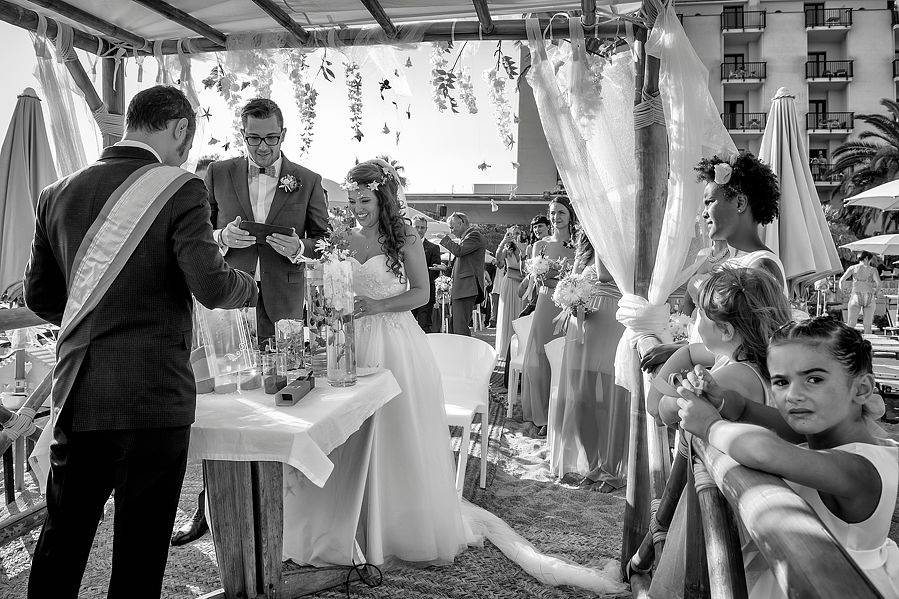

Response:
(520, 197), (577, 436)
(642, 151), (787, 372)
(677, 316), (898, 598)
(548, 230), (630, 492)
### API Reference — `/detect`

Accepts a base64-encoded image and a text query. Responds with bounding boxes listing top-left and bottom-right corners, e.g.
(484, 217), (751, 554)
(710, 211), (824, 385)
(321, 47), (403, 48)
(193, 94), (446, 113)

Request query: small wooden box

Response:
(274, 372), (315, 406)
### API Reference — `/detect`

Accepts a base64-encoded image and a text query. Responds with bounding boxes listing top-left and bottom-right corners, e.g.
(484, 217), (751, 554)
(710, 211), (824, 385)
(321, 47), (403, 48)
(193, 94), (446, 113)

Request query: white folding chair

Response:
(507, 315), (534, 418)
(471, 309), (485, 332)
(544, 337), (566, 406)
(427, 334), (498, 496)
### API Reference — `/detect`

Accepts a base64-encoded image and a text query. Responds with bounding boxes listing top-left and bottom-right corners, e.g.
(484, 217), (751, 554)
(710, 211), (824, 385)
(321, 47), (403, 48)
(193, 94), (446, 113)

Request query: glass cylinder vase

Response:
(323, 260), (356, 387)
(305, 260), (328, 377)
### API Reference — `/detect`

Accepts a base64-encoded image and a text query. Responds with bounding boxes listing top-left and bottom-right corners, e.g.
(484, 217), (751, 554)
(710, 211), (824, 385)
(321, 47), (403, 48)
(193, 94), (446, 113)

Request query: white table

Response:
(191, 370), (401, 599)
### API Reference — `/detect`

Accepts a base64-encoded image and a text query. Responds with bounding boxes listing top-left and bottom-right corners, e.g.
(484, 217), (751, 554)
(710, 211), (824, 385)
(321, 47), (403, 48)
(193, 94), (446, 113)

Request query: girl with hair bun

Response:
(677, 316), (898, 598)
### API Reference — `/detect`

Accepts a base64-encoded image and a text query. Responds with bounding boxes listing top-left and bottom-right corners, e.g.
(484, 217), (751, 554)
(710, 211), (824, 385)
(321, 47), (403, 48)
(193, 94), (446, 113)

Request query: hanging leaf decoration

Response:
(345, 62), (364, 142)
(477, 162), (491, 171)
(406, 105), (411, 119)
(405, 57), (413, 68)
(511, 161), (519, 169)
(395, 131), (401, 145)
(209, 137), (220, 145)
(222, 141), (231, 151)
(287, 51), (318, 156)
(430, 42), (459, 114)
(379, 79), (392, 100)
(200, 107), (213, 121)
(382, 123), (390, 134)
(494, 42), (519, 80)
(319, 52), (336, 82)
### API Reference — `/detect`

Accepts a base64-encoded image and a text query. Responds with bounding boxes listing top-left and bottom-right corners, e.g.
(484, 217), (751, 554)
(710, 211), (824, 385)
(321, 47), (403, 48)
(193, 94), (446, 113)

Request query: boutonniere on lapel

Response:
(279, 174), (299, 193)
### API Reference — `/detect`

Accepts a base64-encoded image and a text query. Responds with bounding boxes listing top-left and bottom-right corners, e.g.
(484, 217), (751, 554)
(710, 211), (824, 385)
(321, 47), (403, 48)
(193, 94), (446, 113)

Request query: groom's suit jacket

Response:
(24, 145), (258, 432)
(206, 155), (329, 321)
(440, 226), (488, 303)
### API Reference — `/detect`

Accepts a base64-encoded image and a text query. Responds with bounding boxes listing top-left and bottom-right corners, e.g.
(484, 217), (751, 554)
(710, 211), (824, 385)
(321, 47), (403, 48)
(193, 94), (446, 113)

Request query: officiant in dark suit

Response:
(24, 85), (257, 599)
(440, 212), (487, 336)
(411, 215), (442, 332)
(205, 98), (329, 343)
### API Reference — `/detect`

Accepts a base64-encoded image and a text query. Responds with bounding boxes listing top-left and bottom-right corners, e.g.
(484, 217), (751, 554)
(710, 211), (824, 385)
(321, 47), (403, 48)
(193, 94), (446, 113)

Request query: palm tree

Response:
(830, 99), (899, 235)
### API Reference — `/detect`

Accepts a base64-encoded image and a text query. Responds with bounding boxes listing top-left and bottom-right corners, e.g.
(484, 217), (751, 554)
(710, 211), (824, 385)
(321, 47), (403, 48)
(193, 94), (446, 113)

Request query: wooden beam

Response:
(582, 0), (597, 27)
(471, 0), (495, 34)
(694, 438), (883, 598)
(22, 0), (149, 49)
(101, 56), (125, 146)
(248, 0), (310, 45)
(129, 0), (226, 47)
(359, 0), (398, 38)
(0, 0), (131, 55)
(152, 18), (621, 54)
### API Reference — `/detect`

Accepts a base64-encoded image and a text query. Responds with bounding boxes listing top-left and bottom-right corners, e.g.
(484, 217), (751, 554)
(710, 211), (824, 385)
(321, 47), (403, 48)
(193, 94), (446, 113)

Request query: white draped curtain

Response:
(526, 4), (736, 393)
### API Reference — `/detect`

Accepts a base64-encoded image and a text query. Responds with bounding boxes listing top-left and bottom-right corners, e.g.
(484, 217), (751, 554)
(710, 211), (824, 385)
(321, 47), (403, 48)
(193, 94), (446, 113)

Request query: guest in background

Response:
(494, 225), (526, 360)
(839, 251), (881, 335)
(440, 212), (487, 336)
(548, 231), (629, 492)
(193, 155), (218, 180)
(483, 251), (498, 326)
(411, 215), (442, 333)
(520, 198), (577, 436)
(519, 214), (552, 317)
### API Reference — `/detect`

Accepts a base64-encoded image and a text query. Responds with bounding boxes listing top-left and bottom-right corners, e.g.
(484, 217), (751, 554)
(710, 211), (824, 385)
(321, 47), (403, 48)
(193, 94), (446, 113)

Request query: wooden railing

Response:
(624, 377), (885, 598)
(0, 306), (51, 544)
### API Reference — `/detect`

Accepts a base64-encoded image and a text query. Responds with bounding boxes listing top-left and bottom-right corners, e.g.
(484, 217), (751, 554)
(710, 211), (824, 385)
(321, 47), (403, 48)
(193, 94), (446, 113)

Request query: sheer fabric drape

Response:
(525, 5), (735, 392)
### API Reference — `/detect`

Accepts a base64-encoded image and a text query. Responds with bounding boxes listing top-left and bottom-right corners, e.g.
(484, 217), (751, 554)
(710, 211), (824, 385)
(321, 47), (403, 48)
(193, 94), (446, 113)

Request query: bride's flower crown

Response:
(340, 164), (397, 193)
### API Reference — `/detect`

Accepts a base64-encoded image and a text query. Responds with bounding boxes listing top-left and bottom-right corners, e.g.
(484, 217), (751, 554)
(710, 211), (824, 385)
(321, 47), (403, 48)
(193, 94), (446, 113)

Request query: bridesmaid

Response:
(548, 231), (629, 491)
(518, 215), (552, 317)
(494, 226), (527, 360)
(520, 197), (576, 436)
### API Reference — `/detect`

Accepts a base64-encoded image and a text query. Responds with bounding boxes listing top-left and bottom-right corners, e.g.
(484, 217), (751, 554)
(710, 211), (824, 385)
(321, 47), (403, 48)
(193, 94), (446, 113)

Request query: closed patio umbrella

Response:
(759, 87), (842, 287)
(0, 88), (57, 291)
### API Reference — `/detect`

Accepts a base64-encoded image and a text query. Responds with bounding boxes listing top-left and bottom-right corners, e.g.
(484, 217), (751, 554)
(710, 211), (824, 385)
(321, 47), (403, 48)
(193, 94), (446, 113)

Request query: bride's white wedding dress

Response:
(282, 253), (626, 594)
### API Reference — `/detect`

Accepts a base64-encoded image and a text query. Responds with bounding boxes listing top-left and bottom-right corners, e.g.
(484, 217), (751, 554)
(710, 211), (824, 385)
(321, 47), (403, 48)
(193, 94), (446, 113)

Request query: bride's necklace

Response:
(706, 246), (730, 264)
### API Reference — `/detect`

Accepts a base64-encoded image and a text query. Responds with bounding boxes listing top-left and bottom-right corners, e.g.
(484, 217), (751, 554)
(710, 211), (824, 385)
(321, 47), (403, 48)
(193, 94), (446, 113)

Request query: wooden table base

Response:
(201, 459), (363, 599)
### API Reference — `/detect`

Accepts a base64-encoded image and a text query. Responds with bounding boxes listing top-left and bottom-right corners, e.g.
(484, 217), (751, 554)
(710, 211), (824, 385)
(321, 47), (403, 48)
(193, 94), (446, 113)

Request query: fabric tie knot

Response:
(250, 165), (276, 178)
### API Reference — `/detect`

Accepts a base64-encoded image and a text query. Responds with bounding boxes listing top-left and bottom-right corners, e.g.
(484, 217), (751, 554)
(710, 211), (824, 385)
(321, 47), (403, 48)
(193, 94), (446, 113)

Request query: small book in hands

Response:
(240, 221), (294, 245)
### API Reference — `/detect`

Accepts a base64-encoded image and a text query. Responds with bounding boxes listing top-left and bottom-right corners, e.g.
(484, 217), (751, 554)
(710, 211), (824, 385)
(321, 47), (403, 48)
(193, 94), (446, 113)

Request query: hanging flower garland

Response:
(458, 67), (478, 114)
(344, 61), (364, 142)
(286, 51), (318, 156)
(429, 42), (458, 113)
(484, 42), (518, 150)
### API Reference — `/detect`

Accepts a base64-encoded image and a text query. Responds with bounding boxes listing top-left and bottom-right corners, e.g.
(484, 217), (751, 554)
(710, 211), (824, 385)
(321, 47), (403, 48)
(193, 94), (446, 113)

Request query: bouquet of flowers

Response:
(525, 252), (569, 287)
(435, 275), (453, 304)
(667, 312), (693, 343)
(314, 206), (354, 263)
(551, 269), (601, 340)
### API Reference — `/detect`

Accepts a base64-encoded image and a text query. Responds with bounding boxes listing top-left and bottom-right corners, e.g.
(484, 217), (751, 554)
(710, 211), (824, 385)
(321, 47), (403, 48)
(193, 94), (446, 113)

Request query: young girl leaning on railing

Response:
(677, 316), (899, 598)
(644, 265), (794, 598)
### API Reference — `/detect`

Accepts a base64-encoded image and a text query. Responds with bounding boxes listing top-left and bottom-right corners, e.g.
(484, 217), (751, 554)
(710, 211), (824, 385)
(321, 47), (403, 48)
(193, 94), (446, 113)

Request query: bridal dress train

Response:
(282, 254), (626, 594)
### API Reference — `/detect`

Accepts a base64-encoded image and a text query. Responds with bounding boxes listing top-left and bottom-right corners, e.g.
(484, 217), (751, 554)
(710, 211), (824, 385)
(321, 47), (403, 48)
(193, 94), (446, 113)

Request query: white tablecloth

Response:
(189, 369), (401, 487)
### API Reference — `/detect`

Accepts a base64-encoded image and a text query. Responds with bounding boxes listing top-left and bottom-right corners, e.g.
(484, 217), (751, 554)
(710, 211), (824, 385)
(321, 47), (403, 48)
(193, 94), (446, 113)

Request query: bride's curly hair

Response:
(346, 160), (411, 282)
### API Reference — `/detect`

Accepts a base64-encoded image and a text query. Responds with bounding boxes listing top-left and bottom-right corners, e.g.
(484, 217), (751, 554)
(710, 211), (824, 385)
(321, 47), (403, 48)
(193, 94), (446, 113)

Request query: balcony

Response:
(806, 7), (852, 40)
(721, 10), (765, 41)
(721, 62), (766, 87)
(806, 112), (854, 137)
(721, 112), (767, 134)
(810, 162), (843, 187)
(806, 60), (853, 89)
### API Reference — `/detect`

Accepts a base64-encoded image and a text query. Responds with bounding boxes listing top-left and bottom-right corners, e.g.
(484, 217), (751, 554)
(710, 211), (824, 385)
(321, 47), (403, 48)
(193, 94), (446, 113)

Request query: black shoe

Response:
(881, 411), (899, 425)
(171, 509), (209, 546)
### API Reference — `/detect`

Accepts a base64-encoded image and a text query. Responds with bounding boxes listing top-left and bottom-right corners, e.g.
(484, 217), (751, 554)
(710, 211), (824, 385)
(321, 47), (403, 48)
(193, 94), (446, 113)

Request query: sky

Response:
(0, 21), (521, 193)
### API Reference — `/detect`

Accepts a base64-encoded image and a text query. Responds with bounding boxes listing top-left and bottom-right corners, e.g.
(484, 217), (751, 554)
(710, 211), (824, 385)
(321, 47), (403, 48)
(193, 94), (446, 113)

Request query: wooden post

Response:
(101, 57), (125, 147)
(692, 458), (747, 599)
(621, 0), (669, 572)
(683, 455), (710, 598)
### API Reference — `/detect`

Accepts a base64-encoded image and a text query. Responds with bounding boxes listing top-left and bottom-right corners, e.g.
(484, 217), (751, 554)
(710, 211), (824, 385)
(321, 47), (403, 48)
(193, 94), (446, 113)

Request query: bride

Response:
(344, 158), (468, 565)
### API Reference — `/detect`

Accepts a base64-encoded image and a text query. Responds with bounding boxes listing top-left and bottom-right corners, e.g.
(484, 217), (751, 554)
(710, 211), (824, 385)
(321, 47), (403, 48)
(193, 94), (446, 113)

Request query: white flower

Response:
(279, 174), (299, 193)
(525, 256), (551, 277)
(340, 178), (359, 193)
(713, 163), (733, 185)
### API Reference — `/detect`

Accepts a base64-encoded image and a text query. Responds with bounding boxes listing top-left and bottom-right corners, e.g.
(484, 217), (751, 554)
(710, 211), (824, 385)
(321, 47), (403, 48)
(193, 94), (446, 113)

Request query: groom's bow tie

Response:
(250, 165), (276, 178)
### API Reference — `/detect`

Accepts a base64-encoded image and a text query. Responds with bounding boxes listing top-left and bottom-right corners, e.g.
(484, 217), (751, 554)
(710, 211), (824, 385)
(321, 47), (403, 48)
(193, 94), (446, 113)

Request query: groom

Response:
(171, 98), (329, 546)
(24, 85), (258, 599)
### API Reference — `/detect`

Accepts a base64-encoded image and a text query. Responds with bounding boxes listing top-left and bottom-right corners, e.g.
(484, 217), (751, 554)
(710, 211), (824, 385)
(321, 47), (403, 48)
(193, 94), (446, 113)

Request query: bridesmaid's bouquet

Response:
(551, 269), (602, 340)
(525, 251), (569, 287)
(435, 275), (453, 305)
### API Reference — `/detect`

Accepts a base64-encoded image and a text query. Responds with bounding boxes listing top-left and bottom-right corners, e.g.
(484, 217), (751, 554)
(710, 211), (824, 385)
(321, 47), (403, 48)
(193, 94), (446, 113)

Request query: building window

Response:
(809, 99), (827, 115)
(722, 5), (744, 29)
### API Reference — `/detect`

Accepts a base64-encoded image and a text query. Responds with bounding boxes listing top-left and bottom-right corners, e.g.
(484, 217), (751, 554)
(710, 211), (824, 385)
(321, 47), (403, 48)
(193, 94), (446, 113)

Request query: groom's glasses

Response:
(244, 134), (282, 147)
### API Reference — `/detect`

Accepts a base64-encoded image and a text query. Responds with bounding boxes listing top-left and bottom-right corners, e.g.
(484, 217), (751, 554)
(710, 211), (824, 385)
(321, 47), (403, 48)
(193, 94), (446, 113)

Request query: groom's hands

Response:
(221, 216), (254, 249)
(267, 228), (301, 260)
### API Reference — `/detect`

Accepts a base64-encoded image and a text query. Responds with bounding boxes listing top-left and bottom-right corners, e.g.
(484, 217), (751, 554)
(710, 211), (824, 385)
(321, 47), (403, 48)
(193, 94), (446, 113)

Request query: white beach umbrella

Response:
(841, 234), (899, 256)
(843, 179), (899, 211)
(759, 87), (842, 286)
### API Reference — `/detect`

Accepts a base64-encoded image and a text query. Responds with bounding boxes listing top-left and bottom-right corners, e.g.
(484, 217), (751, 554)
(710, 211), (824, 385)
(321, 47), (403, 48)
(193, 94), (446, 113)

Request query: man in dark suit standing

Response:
(410, 215), (442, 332)
(206, 98), (329, 344)
(24, 86), (257, 599)
(440, 212), (487, 336)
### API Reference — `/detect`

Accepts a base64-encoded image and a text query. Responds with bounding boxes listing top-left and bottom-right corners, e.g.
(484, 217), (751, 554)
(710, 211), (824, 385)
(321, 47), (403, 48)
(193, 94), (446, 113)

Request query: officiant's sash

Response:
(52, 164), (196, 411)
